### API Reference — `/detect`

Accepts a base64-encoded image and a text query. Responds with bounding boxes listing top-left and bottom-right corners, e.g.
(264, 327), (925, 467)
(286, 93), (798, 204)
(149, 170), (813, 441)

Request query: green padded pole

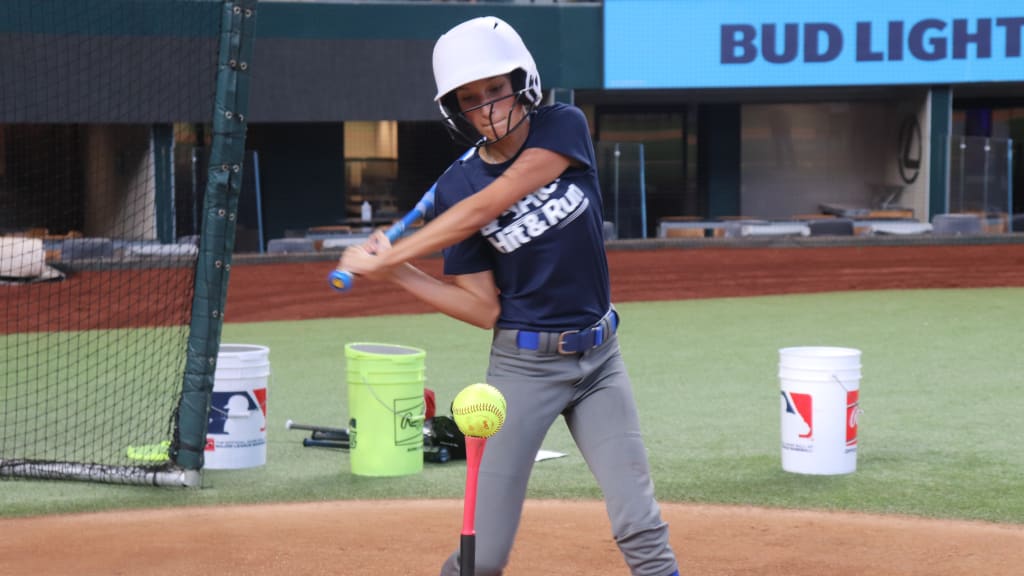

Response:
(173, 0), (258, 471)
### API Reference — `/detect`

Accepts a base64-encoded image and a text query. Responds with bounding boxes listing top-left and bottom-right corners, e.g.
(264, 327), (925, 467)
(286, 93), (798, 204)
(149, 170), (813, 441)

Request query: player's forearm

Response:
(389, 265), (500, 329)
(380, 148), (571, 269)
(382, 196), (495, 268)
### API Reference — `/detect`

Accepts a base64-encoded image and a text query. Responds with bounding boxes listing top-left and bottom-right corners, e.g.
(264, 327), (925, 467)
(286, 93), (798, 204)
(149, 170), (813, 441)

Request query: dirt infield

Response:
(4, 500), (1024, 576)
(5, 242), (1024, 575)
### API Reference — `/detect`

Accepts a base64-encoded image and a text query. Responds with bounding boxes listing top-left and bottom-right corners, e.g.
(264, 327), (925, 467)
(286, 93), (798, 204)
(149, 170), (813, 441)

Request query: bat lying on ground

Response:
(286, 418), (454, 463)
(284, 419), (349, 441)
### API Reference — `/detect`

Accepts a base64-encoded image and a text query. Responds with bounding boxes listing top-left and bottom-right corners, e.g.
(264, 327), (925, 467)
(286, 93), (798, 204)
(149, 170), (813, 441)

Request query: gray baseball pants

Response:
(439, 328), (679, 576)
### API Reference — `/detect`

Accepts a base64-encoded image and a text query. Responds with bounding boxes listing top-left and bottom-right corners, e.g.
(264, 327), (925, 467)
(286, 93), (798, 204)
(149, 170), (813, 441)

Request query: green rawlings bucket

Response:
(345, 343), (426, 477)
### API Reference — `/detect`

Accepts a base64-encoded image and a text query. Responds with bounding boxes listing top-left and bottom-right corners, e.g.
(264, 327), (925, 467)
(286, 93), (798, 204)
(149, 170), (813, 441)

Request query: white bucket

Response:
(778, 346), (861, 475)
(0, 237), (45, 278)
(205, 344), (270, 470)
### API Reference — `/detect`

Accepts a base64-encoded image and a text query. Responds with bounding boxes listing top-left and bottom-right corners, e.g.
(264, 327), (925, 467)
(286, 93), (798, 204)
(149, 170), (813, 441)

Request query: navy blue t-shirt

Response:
(434, 103), (610, 332)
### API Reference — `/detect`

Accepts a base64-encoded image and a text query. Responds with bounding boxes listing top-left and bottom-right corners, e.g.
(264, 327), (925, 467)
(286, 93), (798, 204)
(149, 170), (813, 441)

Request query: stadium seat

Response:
(791, 213), (836, 220)
(60, 238), (114, 260)
(738, 223), (810, 237)
(665, 227), (705, 238)
(714, 218), (764, 238)
(267, 238), (317, 254)
(807, 218), (854, 236)
(866, 222), (933, 235)
(932, 213), (983, 236)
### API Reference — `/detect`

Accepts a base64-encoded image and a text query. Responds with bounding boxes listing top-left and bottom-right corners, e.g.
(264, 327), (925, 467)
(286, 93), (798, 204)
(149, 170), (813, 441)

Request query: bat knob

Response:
(328, 270), (354, 292)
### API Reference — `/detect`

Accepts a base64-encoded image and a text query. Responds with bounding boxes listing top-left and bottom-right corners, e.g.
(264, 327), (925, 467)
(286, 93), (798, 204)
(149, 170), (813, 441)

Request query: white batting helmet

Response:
(432, 16), (542, 143)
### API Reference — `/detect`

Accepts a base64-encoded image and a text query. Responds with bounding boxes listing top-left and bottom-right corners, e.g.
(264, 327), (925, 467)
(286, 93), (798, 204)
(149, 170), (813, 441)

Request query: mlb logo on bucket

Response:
(207, 389), (267, 438)
(846, 390), (859, 447)
(781, 391), (813, 440)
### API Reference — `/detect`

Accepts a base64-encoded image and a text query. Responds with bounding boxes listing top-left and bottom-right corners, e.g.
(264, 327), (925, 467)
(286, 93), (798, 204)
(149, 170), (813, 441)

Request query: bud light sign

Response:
(605, 0), (1024, 88)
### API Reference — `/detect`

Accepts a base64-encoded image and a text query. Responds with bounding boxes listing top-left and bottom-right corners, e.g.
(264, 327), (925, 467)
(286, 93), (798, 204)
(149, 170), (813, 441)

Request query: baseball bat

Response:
(312, 429), (349, 442)
(302, 438), (349, 449)
(285, 419), (349, 438)
(460, 436), (487, 576)
(327, 185), (436, 292)
(327, 147), (474, 293)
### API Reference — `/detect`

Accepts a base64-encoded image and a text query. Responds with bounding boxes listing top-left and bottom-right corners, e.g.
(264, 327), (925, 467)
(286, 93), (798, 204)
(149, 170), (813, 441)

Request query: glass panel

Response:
(596, 111), (686, 237)
(947, 136), (1013, 215)
(596, 142), (646, 239)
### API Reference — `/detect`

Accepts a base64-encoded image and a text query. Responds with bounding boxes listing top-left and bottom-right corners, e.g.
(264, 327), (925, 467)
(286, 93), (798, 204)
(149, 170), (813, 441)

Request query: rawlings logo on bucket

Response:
(846, 390), (859, 447)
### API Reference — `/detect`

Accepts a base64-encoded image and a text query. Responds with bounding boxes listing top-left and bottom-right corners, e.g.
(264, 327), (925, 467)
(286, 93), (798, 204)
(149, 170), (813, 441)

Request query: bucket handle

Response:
(360, 370), (425, 427)
(830, 374), (852, 392)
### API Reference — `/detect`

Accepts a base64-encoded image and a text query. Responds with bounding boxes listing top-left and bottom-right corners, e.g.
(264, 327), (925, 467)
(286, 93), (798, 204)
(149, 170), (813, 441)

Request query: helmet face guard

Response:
(439, 81), (533, 148)
(432, 17), (542, 147)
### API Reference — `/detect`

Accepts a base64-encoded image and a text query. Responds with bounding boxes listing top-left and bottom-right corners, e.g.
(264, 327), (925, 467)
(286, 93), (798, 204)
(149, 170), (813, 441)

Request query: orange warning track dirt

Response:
(222, 243), (1024, 323)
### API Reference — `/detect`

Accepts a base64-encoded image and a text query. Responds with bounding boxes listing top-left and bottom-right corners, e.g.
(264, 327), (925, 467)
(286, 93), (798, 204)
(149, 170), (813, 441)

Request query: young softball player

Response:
(340, 16), (680, 576)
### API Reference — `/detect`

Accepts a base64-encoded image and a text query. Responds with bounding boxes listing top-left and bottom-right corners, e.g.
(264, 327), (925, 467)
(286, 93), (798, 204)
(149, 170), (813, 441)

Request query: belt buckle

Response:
(556, 329), (580, 355)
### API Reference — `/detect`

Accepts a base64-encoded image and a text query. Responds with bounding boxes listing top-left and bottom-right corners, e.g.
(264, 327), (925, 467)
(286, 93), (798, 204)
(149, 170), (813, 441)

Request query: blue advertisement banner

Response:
(605, 0), (1024, 88)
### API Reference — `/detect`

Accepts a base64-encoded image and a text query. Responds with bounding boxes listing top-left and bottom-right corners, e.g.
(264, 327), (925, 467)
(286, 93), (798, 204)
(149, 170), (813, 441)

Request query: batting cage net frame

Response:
(0, 0), (257, 487)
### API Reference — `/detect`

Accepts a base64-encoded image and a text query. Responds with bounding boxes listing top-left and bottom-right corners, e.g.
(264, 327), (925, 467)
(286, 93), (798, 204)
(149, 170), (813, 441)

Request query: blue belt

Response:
(514, 308), (619, 355)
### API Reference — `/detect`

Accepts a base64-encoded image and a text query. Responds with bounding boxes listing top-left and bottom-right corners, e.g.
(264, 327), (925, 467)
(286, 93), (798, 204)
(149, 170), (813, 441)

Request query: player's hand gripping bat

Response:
(327, 148), (474, 293)
(327, 185), (436, 292)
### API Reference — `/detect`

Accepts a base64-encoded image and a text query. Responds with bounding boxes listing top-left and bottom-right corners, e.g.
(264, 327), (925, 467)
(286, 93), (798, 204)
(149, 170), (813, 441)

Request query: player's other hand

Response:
(362, 228), (392, 256)
(339, 230), (392, 280)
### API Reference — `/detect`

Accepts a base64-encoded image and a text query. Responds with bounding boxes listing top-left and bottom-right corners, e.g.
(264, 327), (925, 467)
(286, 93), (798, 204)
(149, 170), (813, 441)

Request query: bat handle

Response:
(327, 269), (354, 292)
(302, 438), (349, 449)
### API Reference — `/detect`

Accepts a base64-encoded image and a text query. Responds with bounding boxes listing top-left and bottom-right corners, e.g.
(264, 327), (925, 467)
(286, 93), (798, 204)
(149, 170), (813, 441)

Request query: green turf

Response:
(2, 287), (1022, 524)
(0, 327), (186, 464)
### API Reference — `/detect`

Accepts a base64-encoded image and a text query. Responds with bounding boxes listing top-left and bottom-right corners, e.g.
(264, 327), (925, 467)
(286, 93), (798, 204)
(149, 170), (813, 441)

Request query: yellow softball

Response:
(451, 383), (507, 438)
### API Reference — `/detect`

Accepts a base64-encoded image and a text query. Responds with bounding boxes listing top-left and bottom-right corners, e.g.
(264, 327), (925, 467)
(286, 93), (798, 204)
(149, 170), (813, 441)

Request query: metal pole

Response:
(613, 144), (620, 237)
(253, 150), (265, 253)
(1008, 138), (1015, 223)
(983, 138), (991, 213)
(958, 137), (966, 212)
(638, 143), (647, 239)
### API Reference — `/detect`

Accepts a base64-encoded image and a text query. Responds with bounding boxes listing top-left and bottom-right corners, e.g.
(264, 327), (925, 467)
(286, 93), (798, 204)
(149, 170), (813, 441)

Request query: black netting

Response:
(0, 0), (222, 483)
